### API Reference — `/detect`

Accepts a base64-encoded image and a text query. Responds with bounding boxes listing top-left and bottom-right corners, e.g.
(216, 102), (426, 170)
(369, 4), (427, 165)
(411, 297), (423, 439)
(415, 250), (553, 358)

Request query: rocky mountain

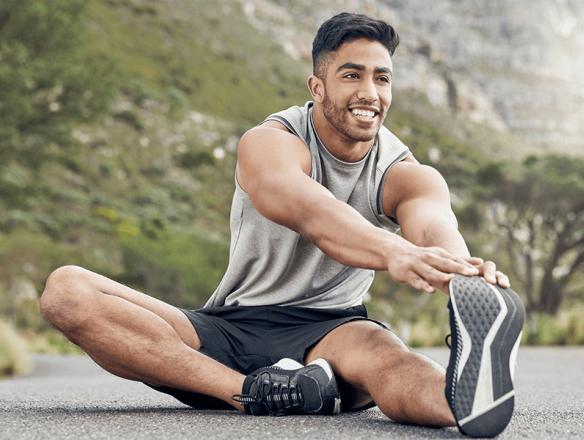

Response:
(236, 0), (584, 155)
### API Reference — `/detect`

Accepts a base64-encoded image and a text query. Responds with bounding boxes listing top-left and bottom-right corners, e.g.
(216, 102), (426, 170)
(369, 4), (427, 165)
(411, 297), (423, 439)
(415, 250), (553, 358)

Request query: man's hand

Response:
(386, 239), (479, 294)
(385, 240), (511, 295)
(464, 257), (511, 289)
(384, 160), (511, 295)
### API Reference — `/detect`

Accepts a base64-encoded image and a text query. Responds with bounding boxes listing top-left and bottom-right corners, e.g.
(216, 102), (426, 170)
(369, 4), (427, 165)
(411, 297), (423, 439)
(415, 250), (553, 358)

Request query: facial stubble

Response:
(321, 87), (386, 143)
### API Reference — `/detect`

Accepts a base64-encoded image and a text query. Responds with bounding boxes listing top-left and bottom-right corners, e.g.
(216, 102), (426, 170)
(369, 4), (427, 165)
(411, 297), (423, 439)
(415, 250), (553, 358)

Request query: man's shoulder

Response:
(377, 125), (406, 146)
(381, 159), (450, 218)
(264, 101), (313, 123)
(261, 101), (314, 139)
(375, 125), (411, 168)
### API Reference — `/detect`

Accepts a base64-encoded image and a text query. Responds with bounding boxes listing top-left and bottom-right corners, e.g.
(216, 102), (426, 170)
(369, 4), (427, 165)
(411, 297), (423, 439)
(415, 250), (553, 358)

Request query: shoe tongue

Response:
(272, 358), (303, 369)
(296, 375), (323, 413)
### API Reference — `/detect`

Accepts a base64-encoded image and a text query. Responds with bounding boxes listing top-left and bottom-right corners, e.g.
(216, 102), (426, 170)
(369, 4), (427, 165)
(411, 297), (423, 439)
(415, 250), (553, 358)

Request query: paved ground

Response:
(1, 347), (583, 439)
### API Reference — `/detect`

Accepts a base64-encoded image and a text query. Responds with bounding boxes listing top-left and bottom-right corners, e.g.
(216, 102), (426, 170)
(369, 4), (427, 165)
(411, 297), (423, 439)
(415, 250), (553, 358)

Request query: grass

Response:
(86, 0), (312, 125)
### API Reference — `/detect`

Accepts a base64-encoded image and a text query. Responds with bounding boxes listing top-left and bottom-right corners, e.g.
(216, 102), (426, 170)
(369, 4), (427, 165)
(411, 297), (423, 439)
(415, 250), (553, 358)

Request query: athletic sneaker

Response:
(445, 275), (525, 438)
(232, 358), (342, 416)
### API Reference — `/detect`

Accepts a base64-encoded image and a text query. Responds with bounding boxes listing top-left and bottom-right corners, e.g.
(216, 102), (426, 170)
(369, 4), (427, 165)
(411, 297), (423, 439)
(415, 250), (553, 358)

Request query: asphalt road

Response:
(1, 347), (583, 440)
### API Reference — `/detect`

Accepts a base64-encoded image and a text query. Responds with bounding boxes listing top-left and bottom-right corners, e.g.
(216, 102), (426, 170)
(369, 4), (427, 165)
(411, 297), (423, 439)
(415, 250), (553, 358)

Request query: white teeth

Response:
(351, 109), (376, 118)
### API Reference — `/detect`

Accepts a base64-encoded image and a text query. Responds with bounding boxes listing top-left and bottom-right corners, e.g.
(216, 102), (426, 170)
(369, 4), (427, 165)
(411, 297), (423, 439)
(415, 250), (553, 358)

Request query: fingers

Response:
(464, 257), (484, 266)
(387, 244), (511, 295)
(409, 275), (436, 294)
(390, 247), (480, 294)
(495, 271), (510, 288)
(392, 254), (458, 294)
(426, 250), (479, 277)
(410, 267), (455, 294)
(480, 261), (498, 284)
(476, 261), (511, 288)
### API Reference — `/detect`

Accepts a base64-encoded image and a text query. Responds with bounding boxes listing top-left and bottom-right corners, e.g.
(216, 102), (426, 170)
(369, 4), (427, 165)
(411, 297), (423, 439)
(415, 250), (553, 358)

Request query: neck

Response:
(312, 103), (375, 163)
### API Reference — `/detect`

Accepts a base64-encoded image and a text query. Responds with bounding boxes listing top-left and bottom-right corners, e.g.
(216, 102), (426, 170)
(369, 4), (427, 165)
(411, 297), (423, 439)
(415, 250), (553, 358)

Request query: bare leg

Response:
(306, 321), (455, 426)
(40, 265), (244, 410)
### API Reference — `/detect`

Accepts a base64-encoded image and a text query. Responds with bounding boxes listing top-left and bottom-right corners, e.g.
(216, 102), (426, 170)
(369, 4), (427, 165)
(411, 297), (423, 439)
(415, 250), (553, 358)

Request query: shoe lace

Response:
(232, 372), (304, 415)
(445, 334), (451, 348)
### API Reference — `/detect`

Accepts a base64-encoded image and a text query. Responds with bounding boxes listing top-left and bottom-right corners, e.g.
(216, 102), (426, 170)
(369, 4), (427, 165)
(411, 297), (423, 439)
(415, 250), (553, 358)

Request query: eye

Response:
(344, 73), (359, 79)
(377, 76), (390, 83)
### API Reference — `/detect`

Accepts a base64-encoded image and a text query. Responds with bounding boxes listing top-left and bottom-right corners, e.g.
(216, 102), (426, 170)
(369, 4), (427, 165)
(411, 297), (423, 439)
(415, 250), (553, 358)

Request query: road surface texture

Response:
(1, 347), (583, 439)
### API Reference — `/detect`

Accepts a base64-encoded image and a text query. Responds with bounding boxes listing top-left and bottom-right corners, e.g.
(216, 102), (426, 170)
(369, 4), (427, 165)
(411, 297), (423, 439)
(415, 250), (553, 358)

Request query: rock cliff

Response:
(237, 0), (584, 155)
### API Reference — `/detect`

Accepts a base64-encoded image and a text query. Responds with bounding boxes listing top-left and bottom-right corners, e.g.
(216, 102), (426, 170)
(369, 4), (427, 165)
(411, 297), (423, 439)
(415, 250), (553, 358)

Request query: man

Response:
(40, 12), (524, 438)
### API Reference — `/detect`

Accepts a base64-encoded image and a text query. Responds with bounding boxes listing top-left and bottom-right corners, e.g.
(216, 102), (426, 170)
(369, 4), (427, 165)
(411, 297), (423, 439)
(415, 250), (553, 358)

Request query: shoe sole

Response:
(307, 358), (342, 415)
(449, 275), (525, 438)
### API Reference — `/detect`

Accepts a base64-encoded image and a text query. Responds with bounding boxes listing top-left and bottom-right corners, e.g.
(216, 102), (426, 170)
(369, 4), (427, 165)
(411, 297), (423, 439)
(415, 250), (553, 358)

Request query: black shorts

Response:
(148, 304), (385, 410)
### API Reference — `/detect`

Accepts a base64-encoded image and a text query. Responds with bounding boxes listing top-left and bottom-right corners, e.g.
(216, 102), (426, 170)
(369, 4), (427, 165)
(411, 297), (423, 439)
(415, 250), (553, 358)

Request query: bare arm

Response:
(238, 125), (400, 270)
(383, 158), (510, 292)
(237, 125), (484, 294)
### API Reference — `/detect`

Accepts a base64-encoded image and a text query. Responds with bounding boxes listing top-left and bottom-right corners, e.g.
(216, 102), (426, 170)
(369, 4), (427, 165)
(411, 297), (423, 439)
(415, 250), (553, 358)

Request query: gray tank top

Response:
(205, 101), (411, 309)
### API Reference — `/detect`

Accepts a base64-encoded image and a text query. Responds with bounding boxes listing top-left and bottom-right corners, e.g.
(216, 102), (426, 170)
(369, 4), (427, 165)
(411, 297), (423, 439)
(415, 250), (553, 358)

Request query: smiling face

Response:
(309, 38), (393, 157)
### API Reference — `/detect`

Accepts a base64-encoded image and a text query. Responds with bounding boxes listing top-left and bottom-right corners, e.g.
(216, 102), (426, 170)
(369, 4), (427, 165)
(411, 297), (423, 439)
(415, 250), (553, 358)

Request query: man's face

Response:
(320, 38), (393, 143)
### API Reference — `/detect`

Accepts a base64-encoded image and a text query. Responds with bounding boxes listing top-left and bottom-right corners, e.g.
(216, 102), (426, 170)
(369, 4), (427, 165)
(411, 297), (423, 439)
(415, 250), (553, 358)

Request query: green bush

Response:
(0, 0), (116, 175)
(125, 77), (166, 105)
(523, 308), (584, 345)
(0, 319), (31, 378)
(120, 231), (229, 309)
(24, 329), (84, 355)
(165, 86), (189, 112)
(178, 150), (215, 169)
(113, 110), (143, 131)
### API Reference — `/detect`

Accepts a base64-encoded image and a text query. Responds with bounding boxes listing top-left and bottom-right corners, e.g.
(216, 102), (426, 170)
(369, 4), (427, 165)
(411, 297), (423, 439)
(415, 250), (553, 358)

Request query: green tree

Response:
(476, 155), (584, 317)
(0, 0), (115, 197)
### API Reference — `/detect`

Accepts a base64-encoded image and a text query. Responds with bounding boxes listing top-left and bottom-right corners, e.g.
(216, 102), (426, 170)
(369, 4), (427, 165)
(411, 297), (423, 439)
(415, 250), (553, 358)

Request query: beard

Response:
(321, 89), (386, 143)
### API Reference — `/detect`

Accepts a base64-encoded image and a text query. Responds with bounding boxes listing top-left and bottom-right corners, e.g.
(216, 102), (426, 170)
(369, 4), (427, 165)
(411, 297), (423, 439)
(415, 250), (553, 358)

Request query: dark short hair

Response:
(312, 12), (400, 77)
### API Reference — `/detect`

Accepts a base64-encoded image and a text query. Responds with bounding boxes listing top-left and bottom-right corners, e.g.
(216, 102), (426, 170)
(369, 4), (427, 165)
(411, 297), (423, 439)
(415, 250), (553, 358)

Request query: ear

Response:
(307, 75), (325, 104)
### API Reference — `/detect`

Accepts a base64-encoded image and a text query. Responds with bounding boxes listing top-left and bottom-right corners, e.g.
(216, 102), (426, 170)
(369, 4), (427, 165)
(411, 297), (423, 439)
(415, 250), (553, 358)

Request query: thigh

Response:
(54, 265), (201, 350)
(305, 320), (410, 410)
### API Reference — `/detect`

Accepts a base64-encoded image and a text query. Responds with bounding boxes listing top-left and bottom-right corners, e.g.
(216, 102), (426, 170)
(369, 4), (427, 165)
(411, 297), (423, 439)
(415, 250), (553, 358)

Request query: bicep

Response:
(383, 162), (458, 247)
(237, 126), (334, 233)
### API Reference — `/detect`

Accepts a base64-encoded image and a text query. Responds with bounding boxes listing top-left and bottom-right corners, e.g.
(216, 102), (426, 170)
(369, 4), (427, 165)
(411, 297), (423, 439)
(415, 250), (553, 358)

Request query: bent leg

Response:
(306, 320), (455, 426)
(40, 265), (244, 409)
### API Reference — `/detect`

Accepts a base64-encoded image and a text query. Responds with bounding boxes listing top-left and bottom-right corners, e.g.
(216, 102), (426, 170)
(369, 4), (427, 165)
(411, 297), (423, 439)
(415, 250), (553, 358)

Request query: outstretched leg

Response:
(40, 265), (245, 409)
(306, 320), (455, 427)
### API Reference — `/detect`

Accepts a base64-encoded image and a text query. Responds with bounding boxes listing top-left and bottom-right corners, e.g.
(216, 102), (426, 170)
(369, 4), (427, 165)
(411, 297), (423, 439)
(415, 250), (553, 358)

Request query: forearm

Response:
(414, 219), (471, 259)
(298, 195), (407, 271)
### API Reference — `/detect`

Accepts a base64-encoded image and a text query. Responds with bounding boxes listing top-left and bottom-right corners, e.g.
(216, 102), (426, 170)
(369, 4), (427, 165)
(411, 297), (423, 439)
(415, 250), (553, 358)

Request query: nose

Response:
(356, 78), (378, 103)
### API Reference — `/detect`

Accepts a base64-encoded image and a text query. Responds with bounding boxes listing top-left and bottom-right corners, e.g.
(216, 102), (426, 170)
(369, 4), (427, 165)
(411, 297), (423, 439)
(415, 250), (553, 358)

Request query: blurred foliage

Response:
(86, 0), (311, 125)
(22, 329), (84, 355)
(520, 305), (584, 345)
(119, 225), (229, 309)
(0, 0), (117, 179)
(0, 319), (31, 378)
(471, 155), (584, 317)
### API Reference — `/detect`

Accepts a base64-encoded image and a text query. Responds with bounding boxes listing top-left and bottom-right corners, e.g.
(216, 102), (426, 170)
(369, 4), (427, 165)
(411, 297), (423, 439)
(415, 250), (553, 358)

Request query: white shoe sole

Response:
(448, 276), (525, 438)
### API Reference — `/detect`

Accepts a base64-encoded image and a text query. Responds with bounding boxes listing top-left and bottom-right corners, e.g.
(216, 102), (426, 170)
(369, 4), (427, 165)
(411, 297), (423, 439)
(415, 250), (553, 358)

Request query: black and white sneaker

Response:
(445, 275), (525, 438)
(232, 358), (341, 416)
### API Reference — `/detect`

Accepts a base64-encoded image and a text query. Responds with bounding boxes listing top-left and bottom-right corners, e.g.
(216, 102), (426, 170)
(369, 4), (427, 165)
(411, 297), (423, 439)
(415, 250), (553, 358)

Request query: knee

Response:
(40, 265), (91, 329)
(353, 323), (409, 356)
(337, 322), (411, 372)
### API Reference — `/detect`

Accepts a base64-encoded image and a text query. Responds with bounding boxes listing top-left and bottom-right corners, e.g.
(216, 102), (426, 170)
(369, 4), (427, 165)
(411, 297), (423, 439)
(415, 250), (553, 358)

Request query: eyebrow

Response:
(337, 62), (393, 77)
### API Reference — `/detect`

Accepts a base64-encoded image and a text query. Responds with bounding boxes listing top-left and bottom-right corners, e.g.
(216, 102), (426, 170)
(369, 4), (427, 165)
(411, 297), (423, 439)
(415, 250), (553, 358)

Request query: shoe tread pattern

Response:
(452, 276), (501, 420)
(490, 285), (525, 400)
